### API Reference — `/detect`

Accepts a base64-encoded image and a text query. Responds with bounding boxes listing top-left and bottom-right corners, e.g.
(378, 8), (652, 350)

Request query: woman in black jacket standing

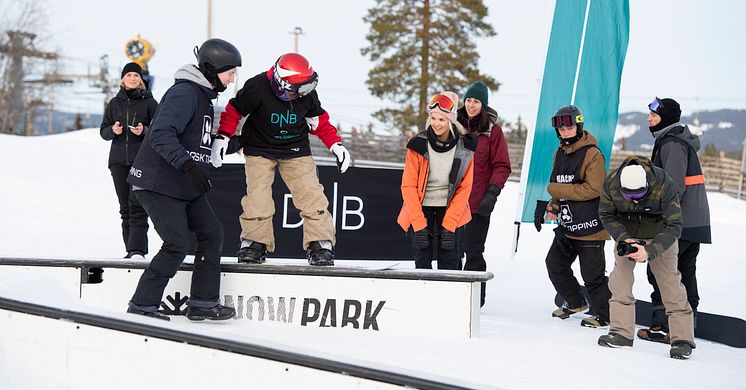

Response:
(100, 62), (158, 259)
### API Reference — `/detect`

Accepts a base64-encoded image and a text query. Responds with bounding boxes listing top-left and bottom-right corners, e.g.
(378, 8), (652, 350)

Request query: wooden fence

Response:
(312, 132), (745, 199)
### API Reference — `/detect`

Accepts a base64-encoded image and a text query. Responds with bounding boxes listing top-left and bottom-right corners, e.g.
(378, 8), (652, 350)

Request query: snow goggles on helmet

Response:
(274, 68), (319, 97)
(648, 97), (664, 114)
(428, 94), (455, 113)
(621, 188), (648, 202)
(551, 114), (582, 128)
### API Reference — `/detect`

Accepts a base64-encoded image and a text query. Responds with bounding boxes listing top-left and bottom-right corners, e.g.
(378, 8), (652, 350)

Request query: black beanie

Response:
(121, 62), (143, 79)
(650, 97), (681, 132)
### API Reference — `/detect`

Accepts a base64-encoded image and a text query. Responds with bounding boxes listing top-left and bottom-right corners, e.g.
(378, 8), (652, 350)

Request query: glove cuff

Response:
(181, 159), (196, 172)
(487, 184), (501, 196)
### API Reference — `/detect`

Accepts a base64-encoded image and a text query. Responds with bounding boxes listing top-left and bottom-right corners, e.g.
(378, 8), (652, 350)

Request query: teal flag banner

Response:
(518, 0), (629, 224)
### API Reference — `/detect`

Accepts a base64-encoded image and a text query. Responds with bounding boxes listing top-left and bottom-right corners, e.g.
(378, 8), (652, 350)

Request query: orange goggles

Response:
(428, 94), (455, 113)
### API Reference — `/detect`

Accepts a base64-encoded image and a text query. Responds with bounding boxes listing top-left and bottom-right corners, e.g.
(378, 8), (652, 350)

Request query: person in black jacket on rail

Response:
(125, 39), (240, 321)
(100, 62), (158, 259)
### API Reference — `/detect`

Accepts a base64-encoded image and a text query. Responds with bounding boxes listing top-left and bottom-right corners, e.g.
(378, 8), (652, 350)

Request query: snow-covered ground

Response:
(1, 129), (745, 389)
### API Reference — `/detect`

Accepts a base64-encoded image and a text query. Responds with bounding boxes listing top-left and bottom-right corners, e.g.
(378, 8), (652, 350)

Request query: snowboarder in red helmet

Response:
(270, 53), (319, 101)
(212, 53), (351, 266)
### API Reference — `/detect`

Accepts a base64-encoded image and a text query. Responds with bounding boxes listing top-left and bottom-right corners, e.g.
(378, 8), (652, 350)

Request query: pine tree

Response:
(704, 143), (719, 157)
(362, 0), (498, 134)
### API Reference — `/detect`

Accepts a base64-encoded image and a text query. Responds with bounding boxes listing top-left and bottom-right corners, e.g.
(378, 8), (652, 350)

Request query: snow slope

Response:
(1, 129), (745, 389)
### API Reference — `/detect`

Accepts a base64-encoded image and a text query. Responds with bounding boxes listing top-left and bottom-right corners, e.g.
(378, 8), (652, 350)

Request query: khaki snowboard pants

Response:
(608, 239), (695, 345)
(239, 155), (335, 252)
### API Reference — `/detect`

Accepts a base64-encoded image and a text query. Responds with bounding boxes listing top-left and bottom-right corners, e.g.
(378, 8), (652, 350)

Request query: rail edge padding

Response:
(0, 257), (492, 338)
(0, 295), (492, 390)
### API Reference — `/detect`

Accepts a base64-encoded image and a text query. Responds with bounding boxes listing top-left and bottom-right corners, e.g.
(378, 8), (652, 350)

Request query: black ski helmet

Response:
(193, 38), (242, 92)
(551, 105), (584, 146)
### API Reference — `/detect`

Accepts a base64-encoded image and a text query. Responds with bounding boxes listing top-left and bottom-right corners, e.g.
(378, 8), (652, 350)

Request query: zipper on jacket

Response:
(125, 99), (130, 165)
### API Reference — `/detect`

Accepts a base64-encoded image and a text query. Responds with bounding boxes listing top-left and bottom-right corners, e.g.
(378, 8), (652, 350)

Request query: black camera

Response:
(616, 240), (646, 256)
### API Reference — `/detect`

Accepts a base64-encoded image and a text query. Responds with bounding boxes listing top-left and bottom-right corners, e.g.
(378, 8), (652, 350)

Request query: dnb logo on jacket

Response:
(200, 115), (212, 150)
(270, 110), (301, 140)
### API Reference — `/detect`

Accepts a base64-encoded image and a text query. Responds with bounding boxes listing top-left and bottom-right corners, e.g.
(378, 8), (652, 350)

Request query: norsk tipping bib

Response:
(550, 145), (604, 236)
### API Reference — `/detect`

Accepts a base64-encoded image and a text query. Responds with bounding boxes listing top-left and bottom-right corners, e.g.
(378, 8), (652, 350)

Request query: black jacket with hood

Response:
(651, 123), (711, 243)
(127, 65), (217, 201)
(100, 87), (158, 167)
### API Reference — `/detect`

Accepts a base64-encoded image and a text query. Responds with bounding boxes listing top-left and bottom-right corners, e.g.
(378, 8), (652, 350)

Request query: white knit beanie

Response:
(620, 164), (647, 191)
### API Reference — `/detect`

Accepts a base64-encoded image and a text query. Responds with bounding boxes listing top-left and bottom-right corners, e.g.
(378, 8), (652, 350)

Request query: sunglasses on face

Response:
(648, 97), (664, 114)
(428, 94), (456, 113)
(551, 114), (578, 128)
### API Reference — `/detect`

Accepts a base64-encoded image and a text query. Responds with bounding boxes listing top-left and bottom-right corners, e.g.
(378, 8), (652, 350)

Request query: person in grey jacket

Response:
(637, 97), (711, 343)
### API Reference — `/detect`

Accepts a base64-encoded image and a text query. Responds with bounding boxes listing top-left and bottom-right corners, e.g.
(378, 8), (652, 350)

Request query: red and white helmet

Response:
(270, 53), (318, 101)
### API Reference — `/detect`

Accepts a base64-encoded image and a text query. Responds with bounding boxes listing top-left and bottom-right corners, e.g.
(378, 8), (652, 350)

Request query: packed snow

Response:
(1, 129), (745, 389)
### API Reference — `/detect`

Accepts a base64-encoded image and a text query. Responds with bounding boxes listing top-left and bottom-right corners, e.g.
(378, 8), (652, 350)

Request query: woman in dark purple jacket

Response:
(456, 81), (512, 307)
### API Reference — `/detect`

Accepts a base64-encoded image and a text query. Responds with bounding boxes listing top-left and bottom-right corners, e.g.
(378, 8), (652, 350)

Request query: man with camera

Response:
(597, 156), (695, 359)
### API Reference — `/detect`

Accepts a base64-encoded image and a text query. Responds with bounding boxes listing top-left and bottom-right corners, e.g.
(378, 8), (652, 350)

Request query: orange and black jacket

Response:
(397, 130), (477, 233)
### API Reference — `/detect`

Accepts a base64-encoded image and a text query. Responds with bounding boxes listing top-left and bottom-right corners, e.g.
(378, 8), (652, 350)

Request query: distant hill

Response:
(614, 109), (746, 152)
(26, 108), (103, 136)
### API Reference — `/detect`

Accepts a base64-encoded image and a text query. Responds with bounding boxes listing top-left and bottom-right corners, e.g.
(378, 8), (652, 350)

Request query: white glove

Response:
(330, 142), (351, 173)
(210, 134), (230, 168)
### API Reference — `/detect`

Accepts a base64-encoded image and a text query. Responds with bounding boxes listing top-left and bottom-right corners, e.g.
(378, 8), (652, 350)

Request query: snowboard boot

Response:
(237, 240), (267, 264)
(307, 240), (334, 266)
(126, 306), (170, 321)
(581, 314), (609, 328)
(670, 342), (694, 360)
(186, 304), (236, 321)
(637, 325), (670, 344)
(598, 332), (633, 348)
(125, 251), (146, 260)
(552, 298), (589, 319)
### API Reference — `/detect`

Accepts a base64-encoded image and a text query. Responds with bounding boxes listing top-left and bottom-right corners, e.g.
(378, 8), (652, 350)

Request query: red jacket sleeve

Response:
(307, 111), (342, 149)
(217, 102), (242, 137)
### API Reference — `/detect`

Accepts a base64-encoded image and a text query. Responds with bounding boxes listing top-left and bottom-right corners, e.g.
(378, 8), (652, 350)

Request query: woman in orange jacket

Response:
(397, 91), (477, 270)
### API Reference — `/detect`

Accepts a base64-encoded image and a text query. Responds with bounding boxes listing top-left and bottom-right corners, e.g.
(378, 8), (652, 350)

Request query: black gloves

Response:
(181, 159), (212, 194)
(440, 228), (456, 250)
(553, 226), (573, 252)
(414, 228), (430, 250)
(477, 184), (501, 217)
(534, 200), (549, 232)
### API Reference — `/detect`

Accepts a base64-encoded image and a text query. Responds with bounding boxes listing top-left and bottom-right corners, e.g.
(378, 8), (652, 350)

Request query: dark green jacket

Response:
(599, 156), (683, 260)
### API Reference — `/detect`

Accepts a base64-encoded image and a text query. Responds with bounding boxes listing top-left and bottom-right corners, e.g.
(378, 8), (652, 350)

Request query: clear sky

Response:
(7, 0), (746, 133)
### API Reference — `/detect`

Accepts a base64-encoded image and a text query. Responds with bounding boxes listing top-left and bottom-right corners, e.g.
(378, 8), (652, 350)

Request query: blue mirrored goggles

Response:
(648, 97), (664, 114)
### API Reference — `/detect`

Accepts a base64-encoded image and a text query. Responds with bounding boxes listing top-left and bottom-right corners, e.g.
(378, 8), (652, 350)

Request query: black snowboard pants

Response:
(411, 206), (463, 271)
(462, 213), (491, 307)
(648, 239), (700, 329)
(130, 190), (223, 310)
(110, 164), (149, 255)
(545, 236), (611, 321)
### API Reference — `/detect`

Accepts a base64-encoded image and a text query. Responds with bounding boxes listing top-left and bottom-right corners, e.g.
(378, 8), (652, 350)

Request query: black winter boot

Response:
(186, 304), (236, 321)
(307, 240), (334, 266)
(237, 240), (267, 264)
(127, 306), (170, 321)
(598, 332), (633, 348)
(670, 342), (694, 360)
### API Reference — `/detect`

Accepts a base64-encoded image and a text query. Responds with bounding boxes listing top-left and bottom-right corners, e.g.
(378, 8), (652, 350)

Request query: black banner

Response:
(206, 164), (412, 260)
